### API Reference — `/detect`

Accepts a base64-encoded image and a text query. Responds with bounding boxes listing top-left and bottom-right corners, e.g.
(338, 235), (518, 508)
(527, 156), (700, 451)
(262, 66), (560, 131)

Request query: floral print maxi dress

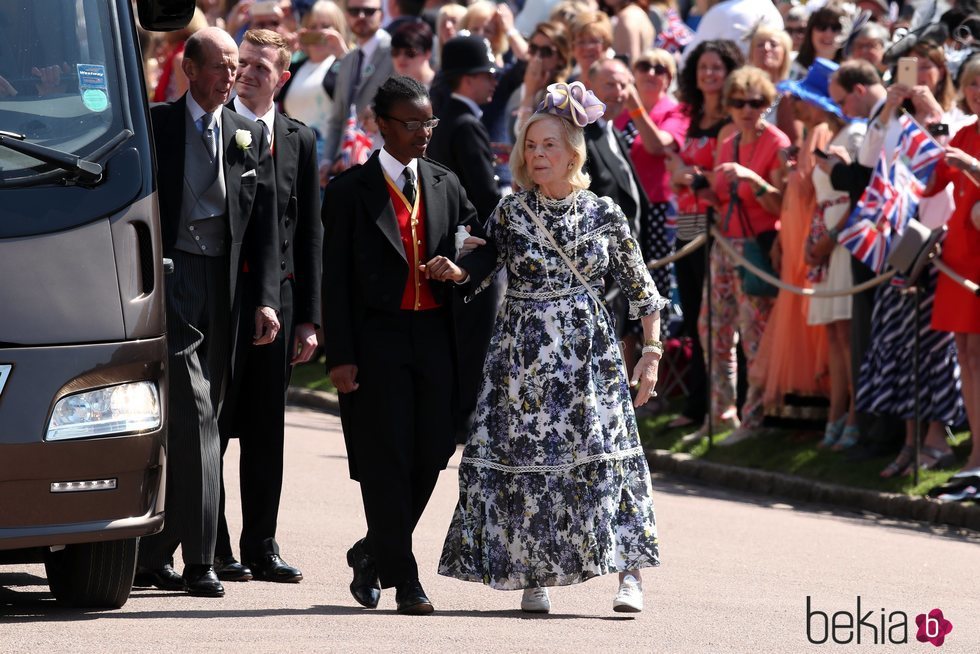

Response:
(438, 189), (666, 590)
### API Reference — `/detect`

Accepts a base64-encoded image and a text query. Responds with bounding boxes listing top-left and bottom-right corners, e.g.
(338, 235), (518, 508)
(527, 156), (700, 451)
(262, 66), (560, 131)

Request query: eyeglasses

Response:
(811, 21), (842, 33)
(381, 115), (440, 131)
(727, 97), (768, 109)
(635, 61), (668, 75)
(346, 6), (379, 18)
(392, 47), (421, 59)
(785, 26), (807, 36)
(528, 43), (557, 58)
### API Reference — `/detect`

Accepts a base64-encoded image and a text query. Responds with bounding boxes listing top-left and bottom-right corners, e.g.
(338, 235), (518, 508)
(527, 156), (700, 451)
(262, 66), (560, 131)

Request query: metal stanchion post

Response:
(705, 210), (714, 450)
(913, 283), (921, 486)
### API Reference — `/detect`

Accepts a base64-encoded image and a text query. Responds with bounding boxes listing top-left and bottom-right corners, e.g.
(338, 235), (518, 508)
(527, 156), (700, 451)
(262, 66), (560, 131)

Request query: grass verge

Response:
(638, 399), (972, 497)
(290, 357), (335, 392)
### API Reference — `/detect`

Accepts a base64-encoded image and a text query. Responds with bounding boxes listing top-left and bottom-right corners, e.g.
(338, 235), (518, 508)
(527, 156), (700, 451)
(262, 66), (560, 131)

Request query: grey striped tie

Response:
(201, 112), (217, 162)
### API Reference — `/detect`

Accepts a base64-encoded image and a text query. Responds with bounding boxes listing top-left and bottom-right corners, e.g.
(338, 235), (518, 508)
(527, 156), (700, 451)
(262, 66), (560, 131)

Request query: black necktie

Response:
(348, 48), (364, 110)
(257, 118), (272, 152)
(402, 166), (416, 206)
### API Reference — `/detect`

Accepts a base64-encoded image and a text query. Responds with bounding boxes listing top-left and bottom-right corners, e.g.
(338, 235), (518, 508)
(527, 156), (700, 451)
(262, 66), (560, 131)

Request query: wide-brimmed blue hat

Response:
(776, 58), (846, 120)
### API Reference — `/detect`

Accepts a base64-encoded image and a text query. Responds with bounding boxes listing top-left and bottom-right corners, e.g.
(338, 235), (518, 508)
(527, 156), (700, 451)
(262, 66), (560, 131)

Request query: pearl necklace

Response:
(535, 189), (581, 291)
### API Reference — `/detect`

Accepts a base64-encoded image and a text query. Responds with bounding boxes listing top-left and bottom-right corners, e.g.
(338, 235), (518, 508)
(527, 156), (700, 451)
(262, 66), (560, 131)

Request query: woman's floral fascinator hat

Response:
(536, 81), (606, 128)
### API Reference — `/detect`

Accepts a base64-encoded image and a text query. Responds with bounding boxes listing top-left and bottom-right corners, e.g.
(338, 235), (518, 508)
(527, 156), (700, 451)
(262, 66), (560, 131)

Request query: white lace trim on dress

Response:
(505, 283), (602, 301)
(460, 446), (645, 474)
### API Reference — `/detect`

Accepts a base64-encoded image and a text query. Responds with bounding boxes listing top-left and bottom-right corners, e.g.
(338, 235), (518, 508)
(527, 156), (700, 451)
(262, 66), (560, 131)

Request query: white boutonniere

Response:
(235, 129), (253, 150)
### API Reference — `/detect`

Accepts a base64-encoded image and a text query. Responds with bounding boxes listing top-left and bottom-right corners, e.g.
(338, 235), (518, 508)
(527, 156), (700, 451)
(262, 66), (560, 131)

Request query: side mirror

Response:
(136, 0), (196, 32)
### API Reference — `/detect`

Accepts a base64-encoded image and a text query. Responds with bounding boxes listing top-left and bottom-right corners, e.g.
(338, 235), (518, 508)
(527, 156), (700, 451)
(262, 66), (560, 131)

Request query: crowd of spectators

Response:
(137, 0), (980, 495)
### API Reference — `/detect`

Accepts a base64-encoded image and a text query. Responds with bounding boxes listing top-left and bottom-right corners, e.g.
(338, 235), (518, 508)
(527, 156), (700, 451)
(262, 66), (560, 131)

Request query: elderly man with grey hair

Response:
(847, 21), (890, 77)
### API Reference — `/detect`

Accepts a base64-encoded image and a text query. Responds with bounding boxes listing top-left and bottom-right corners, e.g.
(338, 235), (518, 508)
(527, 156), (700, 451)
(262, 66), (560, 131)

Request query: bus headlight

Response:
(46, 382), (161, 441)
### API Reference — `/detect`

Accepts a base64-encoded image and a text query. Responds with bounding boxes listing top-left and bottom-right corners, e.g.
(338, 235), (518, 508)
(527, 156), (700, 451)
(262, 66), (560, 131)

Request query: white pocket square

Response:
(241, 169), (257, 178)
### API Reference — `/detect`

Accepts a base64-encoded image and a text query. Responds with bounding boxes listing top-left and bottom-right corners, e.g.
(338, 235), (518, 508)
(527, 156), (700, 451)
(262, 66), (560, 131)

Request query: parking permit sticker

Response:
(77, 64), (108, 112)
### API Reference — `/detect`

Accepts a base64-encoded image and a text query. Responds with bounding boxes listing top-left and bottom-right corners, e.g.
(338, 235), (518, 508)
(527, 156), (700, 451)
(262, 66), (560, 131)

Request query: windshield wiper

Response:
(0, 130), (103, 184)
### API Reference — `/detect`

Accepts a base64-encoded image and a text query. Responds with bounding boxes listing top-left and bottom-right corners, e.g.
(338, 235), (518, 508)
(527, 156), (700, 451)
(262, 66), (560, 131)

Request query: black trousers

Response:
(216, 281), (293, 562)
(139, 251), (229, 568)
(342, 307), (455, 588)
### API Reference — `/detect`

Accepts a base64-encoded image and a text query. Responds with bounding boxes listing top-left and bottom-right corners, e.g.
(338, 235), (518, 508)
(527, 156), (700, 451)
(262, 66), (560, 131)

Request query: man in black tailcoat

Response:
(215, 29), (323, 585)
(135, 26), (280, 598)
(426, 35), (503, 440)
(321, 75), (497, 614)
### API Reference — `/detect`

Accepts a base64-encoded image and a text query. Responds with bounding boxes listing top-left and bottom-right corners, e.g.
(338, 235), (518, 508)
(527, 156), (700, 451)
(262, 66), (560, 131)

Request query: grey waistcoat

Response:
(175, 110), (228, 257)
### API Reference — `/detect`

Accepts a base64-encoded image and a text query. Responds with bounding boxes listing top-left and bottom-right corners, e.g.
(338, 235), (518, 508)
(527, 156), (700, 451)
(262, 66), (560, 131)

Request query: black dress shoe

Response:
(346, 539), (381, 608)
(183, 564), (225, 597)
(395, 579), (434, 615)
(246, 553), (303, 583)
(133, 564), (185, 591)
(214, 555), (253, 582)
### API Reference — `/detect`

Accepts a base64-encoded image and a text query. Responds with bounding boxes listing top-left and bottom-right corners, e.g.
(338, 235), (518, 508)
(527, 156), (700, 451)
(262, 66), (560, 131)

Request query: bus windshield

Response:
(0, 0), (127, 184)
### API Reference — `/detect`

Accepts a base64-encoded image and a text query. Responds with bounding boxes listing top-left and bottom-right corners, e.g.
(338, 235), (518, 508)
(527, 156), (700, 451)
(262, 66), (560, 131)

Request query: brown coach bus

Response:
(0, 0), (193, 608)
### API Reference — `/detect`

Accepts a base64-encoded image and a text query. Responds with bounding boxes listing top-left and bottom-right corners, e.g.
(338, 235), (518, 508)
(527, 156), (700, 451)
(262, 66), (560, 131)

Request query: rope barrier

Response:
(933, 258), (980, 296)
(710, 227), (896, 297)
(642, 224), (980, 300)
(647, 234), (706, 270)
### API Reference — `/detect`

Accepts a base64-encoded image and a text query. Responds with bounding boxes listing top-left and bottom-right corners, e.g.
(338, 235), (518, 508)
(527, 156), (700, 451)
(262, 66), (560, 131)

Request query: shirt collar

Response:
(359, 29), (387, 66)
(233, 96), (275, 143)
(379, 146), (417, 185)
(186, 91), (223, 128)
(451, 93), (483, 120)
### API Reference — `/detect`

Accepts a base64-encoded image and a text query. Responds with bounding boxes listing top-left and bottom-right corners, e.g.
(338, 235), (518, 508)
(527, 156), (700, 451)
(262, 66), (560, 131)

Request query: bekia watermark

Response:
(806, 597), (953, 647)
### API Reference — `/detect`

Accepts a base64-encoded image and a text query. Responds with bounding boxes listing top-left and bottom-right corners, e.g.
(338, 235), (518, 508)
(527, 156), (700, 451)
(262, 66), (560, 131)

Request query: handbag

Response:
(516, 194), (630, 383)
(723, 132), (779, 298)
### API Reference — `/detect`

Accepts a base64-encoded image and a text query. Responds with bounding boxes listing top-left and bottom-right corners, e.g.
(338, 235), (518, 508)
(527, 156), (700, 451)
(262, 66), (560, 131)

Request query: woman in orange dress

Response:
(750, 88), (831, 411)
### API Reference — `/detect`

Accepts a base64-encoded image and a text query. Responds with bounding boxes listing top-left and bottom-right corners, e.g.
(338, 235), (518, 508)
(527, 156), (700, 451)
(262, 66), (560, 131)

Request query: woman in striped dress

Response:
(857, 271), (964, 477)
(857, 49), (965, 477)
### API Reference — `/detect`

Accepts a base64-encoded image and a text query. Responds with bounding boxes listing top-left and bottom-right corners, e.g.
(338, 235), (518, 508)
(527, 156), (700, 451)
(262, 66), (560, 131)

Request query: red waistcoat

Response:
(384, 175), (440, 311)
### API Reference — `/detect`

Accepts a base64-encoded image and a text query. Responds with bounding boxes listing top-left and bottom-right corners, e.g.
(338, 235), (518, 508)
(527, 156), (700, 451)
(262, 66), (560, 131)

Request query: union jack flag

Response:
(338, 104), (373, 171)
(838, 122), (938, 274)
(655, 8), (693, 54)
(895, 113), (943, 184)
(838, 155), (900, 273)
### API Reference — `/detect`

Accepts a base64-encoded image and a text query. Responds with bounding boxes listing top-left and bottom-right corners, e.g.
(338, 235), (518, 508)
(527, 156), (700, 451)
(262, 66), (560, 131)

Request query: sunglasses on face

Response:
(392, 47), (421, 59)
(347, 6), (379, 18)
(728, 97), (768, 109)
(528, 43), (557, 58)
(381, 115), (440, 131)
(635, 61), (668, 75)
(812, 21), (842, 33)
(785, 26), (806, 36)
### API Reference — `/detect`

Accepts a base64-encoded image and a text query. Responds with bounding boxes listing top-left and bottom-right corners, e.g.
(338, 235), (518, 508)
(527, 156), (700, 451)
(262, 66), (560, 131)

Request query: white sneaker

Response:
(613, 575), (643, 613)
(717, 426), (757, 447)
(521, 587), (551, 613)
(679, 416), (741, 446)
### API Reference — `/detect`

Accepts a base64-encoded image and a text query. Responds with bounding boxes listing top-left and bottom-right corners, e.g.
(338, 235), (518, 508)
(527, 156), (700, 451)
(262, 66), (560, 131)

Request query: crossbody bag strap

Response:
(516, 193), (630, 382)
(515, 194), (610, 320)
(728, 131), (756, 238)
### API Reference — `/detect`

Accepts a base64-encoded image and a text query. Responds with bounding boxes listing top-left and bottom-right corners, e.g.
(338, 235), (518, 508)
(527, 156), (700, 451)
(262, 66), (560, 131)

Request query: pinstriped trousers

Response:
(139, 250), (230, 568)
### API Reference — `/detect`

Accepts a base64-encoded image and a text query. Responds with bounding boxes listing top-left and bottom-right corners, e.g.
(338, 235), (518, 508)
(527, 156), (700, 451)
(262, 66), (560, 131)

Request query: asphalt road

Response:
(2, 406), (979, 653)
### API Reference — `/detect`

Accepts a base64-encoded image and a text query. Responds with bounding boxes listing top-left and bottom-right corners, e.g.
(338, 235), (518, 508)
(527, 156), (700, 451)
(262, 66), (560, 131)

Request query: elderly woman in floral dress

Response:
(439, 82), (665, 615)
